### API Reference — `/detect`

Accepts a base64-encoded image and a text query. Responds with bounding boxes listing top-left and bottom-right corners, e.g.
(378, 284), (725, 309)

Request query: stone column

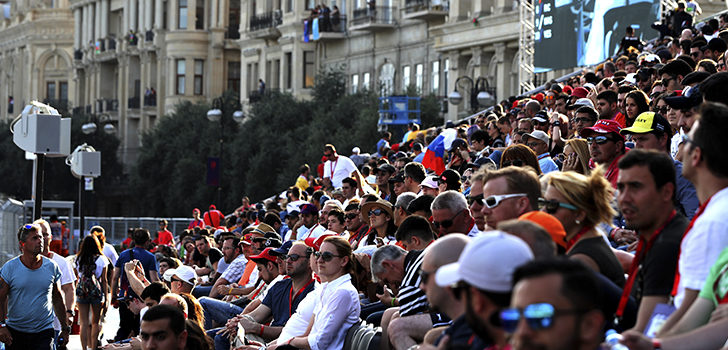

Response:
(101, 0), (109, 38)
(446, 50), (460, 121)
(493, 43), (507, 104)
(74, 7), (82, 49)
(170, 0), (178, 30)
(219, 0), (228, 27)
(155, 0), (164, 29)
(81, 5), (88, 47)
(130, 0), (138, 31)
(210, 0), (218, 29)
(123, 0), (130, 33)
(145, 0), (153, 31)
(94, 2), (101, 41)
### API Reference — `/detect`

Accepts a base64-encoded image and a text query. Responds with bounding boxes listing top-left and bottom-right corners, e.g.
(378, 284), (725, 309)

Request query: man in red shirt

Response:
(154, 219), (175, 246)
(204, 205), (225, 228)
(188, 208), (205, 229)
(580, 119), (625, 188)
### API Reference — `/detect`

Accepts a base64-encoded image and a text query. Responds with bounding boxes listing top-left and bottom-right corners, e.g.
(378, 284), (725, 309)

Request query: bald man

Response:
(418, 234), (486, 349)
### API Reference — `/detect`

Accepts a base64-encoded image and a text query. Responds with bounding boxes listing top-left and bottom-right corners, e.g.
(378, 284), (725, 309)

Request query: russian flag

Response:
(422, 134), (446, 175)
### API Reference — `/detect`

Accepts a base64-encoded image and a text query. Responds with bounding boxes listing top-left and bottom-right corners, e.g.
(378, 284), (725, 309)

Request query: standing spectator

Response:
(0, 224), (70, 349)
(111, 228), (160, 341)
(322, 144), (359, 190)
(188, 209), (205, 229)
(295, 164), (310, 192)
(75, 235), (110, 350)
(204, 205), (225, 229)
(258, 79), (265, 94)
(155, 219), (176, 247)
(376, 132), (392, 157)
(48, 215), (66, 256)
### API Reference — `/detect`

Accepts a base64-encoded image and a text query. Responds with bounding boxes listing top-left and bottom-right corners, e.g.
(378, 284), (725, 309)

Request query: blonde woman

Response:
(560, 138), (591, 174)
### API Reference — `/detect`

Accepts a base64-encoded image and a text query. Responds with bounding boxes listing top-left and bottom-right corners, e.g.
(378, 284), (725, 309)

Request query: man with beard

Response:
(507, 259), (605, 350)
(435, 232), (534, 349)
(615, 150), (688, 332)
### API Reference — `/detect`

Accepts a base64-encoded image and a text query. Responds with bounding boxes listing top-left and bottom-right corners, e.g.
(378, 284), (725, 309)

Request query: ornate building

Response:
(0, 0), (75, 121)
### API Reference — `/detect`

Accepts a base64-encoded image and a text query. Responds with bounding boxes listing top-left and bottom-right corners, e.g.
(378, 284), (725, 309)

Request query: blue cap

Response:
(271, 240), (293, 256)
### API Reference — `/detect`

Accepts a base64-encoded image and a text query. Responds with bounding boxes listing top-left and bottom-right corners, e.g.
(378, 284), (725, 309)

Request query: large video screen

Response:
(534, 0), (660, 70)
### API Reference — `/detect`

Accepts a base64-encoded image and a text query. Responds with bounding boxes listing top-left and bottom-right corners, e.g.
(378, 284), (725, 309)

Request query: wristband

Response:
(260, 324), (265, 335)
(391, 298), (396, 306)
(228, 286), (233, 295)
(652, 339), (661, 349)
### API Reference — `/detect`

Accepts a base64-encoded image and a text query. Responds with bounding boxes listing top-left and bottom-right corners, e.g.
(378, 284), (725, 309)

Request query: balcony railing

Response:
(128, 96), (140, 109)
(145, 30), (154, 42)
(305, 15), (347, 38)
(249, 11), (282, 31)
(351, 6), (395, 27)
(403, 0), (449, 14)
(97, 99), (119, 112)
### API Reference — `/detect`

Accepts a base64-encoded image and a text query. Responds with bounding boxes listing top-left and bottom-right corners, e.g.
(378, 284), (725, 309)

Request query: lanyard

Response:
(289, 278), (314, 316)
(672, 196), (713, 296)
(616, 210), (676, 317)
(566, 226), (593, 252)
(329, 158), (338, 179)
(604, 156), (621, 186)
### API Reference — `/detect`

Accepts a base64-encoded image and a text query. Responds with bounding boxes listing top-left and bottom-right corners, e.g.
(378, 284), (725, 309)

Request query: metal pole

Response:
(79, 177), (84, 236)
(33, 154), (45, 220)
(218, 117), (223, 207)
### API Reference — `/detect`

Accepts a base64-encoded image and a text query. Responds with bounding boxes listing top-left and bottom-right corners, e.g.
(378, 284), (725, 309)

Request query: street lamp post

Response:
(448, 76), (497, 113)
(207, 95), (245, 207)
(79, 114), (114, 233)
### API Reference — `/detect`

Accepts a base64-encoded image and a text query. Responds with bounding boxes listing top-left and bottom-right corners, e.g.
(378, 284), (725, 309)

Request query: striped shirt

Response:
(398, 250), (430, 317)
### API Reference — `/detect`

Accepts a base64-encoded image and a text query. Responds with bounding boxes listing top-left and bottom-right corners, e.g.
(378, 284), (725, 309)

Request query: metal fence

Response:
(75, 216), (193, 246)
(0, 198), (24, 266)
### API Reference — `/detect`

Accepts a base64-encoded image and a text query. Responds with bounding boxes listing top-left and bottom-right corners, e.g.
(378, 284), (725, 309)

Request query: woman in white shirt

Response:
(75, 235), (109, 350)
(273, 236), (360, 350)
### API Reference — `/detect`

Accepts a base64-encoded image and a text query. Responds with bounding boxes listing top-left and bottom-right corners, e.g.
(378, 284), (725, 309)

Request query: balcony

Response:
(248, 11), (282, 39)
(350, 6), (396, 31)
(226, 24), (241, 39)
(306, 15), (347, 41)
(128, 96), (140, 109)
(96, 99), (119, 112)
(402, 0), (448, 21)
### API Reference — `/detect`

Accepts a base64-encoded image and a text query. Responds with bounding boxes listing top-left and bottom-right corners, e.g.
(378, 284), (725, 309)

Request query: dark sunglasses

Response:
(284, 253), (308, 262)
(533, 120), (549, 127)
(502, 159), (524, 167)
(345, 213), (358, 220)
(467, 194), (484, 206)
(690, 52), (700, 58)
(500, 303), (583, 333)
(314, 251), (343, 262)
(586, 136), (613, 145)
(432, 210), (464, 229)
(538, 198), (578, 214)
(368, 209), (385, 217)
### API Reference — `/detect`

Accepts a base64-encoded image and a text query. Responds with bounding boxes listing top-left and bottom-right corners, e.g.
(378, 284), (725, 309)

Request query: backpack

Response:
(76, 259), (103, 301)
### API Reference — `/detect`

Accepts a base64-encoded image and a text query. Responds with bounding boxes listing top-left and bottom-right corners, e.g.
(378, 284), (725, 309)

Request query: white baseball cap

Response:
(435, 231), (534, 293)
(164, 265), (198, 287)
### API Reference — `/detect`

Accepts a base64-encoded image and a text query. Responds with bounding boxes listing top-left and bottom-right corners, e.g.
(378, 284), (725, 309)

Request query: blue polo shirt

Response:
(261, 277), (316, 326)
(116, 247), (158, 298)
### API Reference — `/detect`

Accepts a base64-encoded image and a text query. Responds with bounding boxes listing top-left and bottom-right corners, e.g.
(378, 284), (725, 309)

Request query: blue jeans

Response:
(199, 297), (245, 330)
(192, 285), (213, 298)
(209, 328), (231, 350)
(6, 327), (54, 350)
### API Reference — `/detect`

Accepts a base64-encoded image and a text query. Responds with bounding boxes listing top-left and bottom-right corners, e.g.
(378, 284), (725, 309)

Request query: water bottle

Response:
(605, 329), (629, 350)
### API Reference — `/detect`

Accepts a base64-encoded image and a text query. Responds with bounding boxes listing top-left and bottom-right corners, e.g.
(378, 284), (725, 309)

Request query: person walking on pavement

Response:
(0, 224), (71, 349)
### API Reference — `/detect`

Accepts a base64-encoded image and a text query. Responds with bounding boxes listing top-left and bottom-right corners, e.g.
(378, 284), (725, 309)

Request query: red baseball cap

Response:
(250, 247), (278, 263)
(571, 87), (588, 99)
(562, 86), (573, 95)
(532, 93), (544, 103)
(580, 119), (624, 141)
(304, 234), (334, 251)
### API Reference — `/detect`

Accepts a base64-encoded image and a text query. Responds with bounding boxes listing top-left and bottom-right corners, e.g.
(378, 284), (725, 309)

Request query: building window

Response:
(228, 61), (241, 94)
(351, 74), (359, 93)
(303, 51), (315, 88)
(178, 0), (188, 29)
(59, 82), (68, 101)
(402, 65), (410, 91)
(176, 59), (186, 94)
(363, 72), (370, 90)
(195, 0), (205, 29)
(415, 64), (423, 93)
(431, 61), (440, 94)
(46, 82), (56, 100)
(194, 59), (204, 95)
(285, 52), (292, 89)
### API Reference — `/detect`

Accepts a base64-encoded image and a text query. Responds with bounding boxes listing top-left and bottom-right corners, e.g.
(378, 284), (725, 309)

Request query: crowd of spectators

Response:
(4, 2), (728, 350)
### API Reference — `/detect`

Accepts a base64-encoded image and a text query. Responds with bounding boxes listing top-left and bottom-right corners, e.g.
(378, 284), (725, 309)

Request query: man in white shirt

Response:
(35, 219), (75, 341)
(322, 144), (358, 190)
(296, 204), (326, 241)
(657, 102), (728, 336)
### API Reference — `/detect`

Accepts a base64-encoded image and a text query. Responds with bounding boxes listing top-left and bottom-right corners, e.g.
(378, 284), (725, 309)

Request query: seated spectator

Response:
(431, 191), (481, 237)
(480, 166), (541, 230)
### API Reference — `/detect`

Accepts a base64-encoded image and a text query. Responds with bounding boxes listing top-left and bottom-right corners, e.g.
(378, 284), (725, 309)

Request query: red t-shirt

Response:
(154, 230), (174, 246)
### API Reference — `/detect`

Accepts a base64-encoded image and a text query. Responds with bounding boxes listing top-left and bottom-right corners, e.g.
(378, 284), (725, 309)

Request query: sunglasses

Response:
(574, 117), (594, 124)
(369, 209), (386, 217)
(483, 193), (527, 209)
(467, 194), (484, 206)
(433, 210), (465, 229)
(586, 136), (613, 145)
(345, 213), (358, 220)
(284, 253), (308, 262)
(655, 106), (669, 115)
(538, 198), (578, 214)
(533, 120), (549, 127)
(502, 159), (524, 167)
(313, 251), (343, 262)
(690, 52), (700, 58)
(500, 303), (583, 333)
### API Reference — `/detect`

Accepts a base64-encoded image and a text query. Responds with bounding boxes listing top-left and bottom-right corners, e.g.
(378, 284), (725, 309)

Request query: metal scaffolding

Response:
(518, 0), (536, 94)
